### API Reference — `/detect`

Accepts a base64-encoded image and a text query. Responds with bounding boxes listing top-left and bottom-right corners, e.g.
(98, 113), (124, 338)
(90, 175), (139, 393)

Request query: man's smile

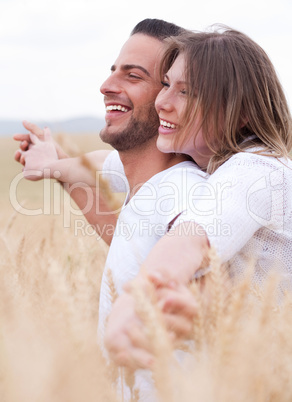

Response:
(106, 104), (130, 113)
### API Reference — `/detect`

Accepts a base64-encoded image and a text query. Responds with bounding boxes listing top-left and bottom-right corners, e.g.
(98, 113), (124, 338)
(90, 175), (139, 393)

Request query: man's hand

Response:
(105, 292), (155, 370)
(105, 274), (199, 370)
(14, 120), (68, 166)
(17, 128), (59, 181)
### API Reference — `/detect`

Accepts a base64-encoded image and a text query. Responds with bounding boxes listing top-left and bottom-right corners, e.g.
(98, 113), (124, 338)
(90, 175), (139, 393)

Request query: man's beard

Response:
(99, 104), (159, 151)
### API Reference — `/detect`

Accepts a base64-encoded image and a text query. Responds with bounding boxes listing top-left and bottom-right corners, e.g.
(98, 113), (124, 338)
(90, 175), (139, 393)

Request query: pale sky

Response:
(1, 0), (291, 123)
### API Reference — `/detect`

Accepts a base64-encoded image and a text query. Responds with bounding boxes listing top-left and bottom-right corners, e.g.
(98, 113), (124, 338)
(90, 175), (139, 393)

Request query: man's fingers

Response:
(106, 329), (154, 369)
(163, 313), (193, 338)
(126, 325), (152, 353)
(18, 140), (30, 151)
(13, 133), (31, 142)
(14, 150), (22, 163)
(23, 120), (44, 138)
(19, 152), (26, 166)
(114, 348), (154, 370)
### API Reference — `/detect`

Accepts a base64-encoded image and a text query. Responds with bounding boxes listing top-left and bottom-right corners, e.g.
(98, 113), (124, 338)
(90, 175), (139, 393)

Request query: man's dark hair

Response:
(131, 18), (184, 40)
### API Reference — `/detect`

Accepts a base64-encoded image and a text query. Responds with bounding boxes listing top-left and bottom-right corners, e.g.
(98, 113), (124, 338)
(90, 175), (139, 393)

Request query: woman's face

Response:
(155, 53), (213, 169)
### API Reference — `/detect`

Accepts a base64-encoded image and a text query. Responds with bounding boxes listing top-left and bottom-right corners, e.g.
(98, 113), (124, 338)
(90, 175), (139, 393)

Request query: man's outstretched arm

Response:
(14, 121), (119, 245)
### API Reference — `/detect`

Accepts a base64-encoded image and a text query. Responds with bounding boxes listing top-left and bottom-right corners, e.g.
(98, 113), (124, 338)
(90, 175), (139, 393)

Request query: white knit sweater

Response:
(175, 151), (292, 291)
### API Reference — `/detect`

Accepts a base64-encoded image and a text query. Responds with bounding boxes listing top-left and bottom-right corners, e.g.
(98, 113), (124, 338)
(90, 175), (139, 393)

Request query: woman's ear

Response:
(239, 116), (248, 129)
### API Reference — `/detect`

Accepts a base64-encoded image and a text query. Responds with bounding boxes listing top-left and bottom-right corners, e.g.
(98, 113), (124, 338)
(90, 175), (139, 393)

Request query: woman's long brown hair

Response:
(160, 26), (292, 173)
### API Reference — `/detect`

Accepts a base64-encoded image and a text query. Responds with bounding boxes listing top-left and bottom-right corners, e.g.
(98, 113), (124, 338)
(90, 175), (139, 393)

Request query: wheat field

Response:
(1, 134), (292, 402)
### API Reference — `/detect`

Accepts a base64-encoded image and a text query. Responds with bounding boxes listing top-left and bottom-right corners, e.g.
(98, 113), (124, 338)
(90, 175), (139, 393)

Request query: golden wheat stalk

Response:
(128, 280), (177, 402)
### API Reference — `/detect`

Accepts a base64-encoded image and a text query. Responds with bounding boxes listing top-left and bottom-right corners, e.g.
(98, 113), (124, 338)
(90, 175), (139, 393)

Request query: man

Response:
(14, 19), (206, 400)
(14, 19), (186, 245)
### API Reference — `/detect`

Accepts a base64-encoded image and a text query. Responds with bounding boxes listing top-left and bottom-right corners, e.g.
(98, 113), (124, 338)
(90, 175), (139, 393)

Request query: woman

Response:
(154, 27), (292, 288)
(105, 26), (292, 370)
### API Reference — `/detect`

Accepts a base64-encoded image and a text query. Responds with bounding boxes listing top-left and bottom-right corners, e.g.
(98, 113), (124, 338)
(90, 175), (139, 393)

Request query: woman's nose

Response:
(155, 89), (173, 113)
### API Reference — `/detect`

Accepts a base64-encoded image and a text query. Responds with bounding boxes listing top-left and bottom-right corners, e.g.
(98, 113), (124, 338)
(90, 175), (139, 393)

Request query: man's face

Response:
(99, 34), (164, 151)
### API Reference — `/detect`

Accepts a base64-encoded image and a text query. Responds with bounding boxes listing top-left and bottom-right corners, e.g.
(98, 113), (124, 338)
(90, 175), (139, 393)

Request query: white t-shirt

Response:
(102, 150), (128, 193)
(174, 151), (292, 292)
(99, 151), (207, 401)
(99, 151), (207, 337)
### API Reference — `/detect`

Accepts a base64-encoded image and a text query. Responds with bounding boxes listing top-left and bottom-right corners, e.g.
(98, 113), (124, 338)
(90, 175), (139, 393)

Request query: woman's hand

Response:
(149, 273), (198, 340)
(104, 291), (155, 370)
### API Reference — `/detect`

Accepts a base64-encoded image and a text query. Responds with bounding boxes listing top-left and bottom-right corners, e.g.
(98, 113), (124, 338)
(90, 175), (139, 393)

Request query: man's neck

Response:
(118, 138), (188, 196)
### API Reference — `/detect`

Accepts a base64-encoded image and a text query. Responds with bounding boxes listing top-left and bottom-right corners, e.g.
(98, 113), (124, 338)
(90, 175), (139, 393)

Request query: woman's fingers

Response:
(157, 286), (198, 316)
(147, 271), (177, 289)
(29, 132), (40, 145)
(154, 285), (198, 340)
(22, 120), (45, 138)
(43, 127), (53, 142)
(14, 123), (51, 145)
(164, 293), (197, 317)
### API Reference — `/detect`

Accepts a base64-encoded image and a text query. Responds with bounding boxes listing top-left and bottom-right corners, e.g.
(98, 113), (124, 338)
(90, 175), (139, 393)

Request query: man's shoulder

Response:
(102, 150), (128, 193)
(157, 161), (207, 185)
(144, 161), (208, 202)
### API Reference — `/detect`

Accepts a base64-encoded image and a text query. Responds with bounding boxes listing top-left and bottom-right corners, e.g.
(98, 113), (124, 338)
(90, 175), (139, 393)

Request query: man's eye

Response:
(129, 73), (141, 79)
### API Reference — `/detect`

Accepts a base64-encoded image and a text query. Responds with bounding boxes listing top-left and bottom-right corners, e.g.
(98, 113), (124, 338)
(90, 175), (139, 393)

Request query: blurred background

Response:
(1, 0), (291, 221)
(0, 0), (291, 135)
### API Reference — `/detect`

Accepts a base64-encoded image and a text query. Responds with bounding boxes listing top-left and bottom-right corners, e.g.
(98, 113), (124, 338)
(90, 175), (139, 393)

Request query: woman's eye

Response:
(161, 81), (170, 88)
(181, 89), (187, 95)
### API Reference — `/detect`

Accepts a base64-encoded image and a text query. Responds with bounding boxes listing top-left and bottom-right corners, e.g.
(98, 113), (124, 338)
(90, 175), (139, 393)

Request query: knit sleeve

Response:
(174, 153), (289, 262)
(102, 150), (128, 193)
(156, 163), (208, 228)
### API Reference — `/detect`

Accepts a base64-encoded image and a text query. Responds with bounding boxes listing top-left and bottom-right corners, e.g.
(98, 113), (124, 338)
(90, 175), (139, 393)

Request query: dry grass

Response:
(1, 134), (292, 401)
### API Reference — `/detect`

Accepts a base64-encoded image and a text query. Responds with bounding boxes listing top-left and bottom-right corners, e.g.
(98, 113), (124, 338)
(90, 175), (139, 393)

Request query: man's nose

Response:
(100, 74), (122, 95)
